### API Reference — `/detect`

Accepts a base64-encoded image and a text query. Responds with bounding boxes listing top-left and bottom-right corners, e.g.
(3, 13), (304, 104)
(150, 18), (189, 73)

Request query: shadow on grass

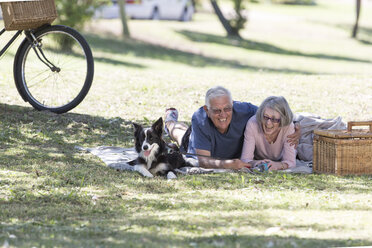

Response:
(355, 26), (372, 45)
(1, 103), (372, 194)
(94, 55), (146, 68)
(84, 33), (317, 75)
(1, 220), (371, 248)
(0, 103), (144, 184)
(329, 23), (372, 46)
(176, 30), (372, 64)
(45, 45), (145, 68)
(189, 234), (371, 248)
(1, 104), (372, 247)
(358, 39), (372, 45)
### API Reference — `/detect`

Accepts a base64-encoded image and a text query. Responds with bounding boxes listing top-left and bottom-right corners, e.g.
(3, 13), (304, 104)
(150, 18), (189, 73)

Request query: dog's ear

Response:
(132, 123), (143, 136)
(152, 117), (163, 136)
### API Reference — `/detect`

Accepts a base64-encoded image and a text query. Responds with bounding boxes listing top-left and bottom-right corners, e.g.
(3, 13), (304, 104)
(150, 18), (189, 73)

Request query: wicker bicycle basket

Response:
(0, 0), (57, 31)
(313, 121), (372, 175)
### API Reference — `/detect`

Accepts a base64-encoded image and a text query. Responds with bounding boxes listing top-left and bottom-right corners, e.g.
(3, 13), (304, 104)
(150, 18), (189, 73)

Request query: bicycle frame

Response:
(0, 28), (23, 57)
(1, 26), (60, 71)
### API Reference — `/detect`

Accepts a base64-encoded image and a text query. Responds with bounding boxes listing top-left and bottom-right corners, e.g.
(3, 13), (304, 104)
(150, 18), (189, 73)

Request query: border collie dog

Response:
(129, 117), (185, 178)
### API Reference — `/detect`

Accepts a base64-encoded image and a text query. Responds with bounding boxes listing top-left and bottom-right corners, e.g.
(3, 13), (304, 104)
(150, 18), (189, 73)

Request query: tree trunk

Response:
(352, 0), (361, 38)
(119, 0), (130, 38)
(210, 0), (240, 38)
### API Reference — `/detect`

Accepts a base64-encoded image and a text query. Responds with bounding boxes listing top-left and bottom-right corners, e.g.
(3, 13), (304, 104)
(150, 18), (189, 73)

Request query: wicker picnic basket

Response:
(313, 121), (372, 175)
(0, 0), (57, 31)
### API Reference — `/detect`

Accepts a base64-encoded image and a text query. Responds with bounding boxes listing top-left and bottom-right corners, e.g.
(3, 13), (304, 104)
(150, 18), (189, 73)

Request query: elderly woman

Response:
(240, 96), (296, 170)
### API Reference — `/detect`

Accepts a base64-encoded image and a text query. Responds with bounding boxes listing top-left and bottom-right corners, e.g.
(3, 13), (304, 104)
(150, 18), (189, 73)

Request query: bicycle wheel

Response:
(14, 25), (94, 114)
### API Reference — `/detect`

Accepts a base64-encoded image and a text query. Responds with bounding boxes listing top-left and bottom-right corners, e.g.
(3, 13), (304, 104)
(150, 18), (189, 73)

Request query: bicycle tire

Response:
(14, 25), (94, 114)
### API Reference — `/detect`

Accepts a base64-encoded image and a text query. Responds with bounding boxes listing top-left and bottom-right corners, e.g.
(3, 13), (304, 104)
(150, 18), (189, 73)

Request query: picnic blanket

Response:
(75, 146), (313, 175)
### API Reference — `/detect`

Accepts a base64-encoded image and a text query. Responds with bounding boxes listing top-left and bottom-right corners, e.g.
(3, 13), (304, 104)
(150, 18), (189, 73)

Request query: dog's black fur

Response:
(129, 117), (189, 177)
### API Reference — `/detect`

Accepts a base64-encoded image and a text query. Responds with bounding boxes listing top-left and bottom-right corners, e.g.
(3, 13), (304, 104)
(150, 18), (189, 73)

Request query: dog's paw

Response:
(135, 165), (154, 178)
(141, 170), (154, 178)
(167, 171), (177, 179)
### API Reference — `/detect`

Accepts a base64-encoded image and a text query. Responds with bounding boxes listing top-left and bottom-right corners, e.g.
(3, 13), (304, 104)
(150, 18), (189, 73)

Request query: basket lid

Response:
(314, 129), (372, 139)
(315, 121), (372, 139)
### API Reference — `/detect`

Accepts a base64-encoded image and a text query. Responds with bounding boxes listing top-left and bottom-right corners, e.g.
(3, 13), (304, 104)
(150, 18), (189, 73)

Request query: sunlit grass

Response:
(1, 0), (372, 246)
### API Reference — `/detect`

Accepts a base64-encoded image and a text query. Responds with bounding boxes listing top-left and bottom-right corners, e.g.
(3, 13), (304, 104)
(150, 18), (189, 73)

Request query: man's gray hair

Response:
(205, 86), (233, 108)
(256, 96), (293, 127)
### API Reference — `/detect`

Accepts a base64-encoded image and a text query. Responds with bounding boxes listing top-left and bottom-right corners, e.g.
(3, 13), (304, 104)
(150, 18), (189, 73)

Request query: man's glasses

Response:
(210, 106), (233, 115)
(263, 115), (281, 124)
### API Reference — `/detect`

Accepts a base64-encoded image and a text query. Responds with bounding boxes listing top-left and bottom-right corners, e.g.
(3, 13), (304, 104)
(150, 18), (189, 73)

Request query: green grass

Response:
(1, 0), (372, 246)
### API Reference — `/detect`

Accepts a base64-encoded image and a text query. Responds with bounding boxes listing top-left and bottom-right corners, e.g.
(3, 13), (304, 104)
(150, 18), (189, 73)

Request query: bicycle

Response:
(0, 2), (94, 114)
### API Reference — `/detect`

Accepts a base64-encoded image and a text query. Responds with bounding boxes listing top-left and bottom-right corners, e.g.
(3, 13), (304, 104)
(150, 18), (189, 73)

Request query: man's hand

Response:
(287, 123), (301, 148)
(196, 149), (251, 169)
(199, 157), (251, 170)
(224, 159), (251, 170)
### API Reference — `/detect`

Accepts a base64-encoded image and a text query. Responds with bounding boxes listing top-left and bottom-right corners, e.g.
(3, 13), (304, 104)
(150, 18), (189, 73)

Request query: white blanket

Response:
(76, 146), (312, 175)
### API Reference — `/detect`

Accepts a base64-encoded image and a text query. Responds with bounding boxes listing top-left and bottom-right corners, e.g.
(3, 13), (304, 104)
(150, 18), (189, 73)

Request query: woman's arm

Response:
(262, 124), (296, 170)
(282, 124), (297, 168)
(287, 123), (301, 147)
(240, 119), (256, 164)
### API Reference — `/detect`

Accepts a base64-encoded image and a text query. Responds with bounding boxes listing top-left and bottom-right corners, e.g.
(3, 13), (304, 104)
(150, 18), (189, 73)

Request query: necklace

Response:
(265, 132), (279, 144)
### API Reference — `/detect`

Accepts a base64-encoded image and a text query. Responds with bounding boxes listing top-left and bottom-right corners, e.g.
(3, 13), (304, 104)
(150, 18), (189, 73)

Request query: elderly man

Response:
(165, 86), (299, 169)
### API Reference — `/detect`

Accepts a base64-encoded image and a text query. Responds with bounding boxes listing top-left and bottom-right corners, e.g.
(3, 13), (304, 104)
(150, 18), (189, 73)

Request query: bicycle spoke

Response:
(25, 69), (50, 85)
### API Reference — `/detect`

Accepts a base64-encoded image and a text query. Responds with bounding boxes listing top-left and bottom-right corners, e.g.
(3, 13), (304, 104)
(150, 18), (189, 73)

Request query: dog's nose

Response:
(143, 145), (149, 150)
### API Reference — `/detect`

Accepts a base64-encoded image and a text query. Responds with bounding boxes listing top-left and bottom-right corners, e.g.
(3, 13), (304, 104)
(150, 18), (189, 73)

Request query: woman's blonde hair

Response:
(256, 96), (293, 127)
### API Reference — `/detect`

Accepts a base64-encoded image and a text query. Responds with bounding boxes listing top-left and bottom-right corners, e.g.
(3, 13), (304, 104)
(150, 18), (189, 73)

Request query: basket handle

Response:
(347, 121), (372, 132)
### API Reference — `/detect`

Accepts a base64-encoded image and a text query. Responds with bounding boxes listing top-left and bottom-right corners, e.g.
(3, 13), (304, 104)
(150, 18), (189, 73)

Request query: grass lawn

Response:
(1, 0), (372, 247)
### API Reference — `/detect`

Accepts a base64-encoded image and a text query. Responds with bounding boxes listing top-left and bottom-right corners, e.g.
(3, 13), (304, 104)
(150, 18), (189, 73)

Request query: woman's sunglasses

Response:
(263, 115), (281, 124)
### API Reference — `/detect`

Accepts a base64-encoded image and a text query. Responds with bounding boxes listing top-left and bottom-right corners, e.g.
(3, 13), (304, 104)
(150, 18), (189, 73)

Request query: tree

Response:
(210, 0), (236, 37)
(229, 0), (247, 36)
(210, 0), (247, 38)
(55, 0), (108, 30)
(54, 0), (108, 49)
(352, 0), (361, 38)
(118, 0), (130, 38)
